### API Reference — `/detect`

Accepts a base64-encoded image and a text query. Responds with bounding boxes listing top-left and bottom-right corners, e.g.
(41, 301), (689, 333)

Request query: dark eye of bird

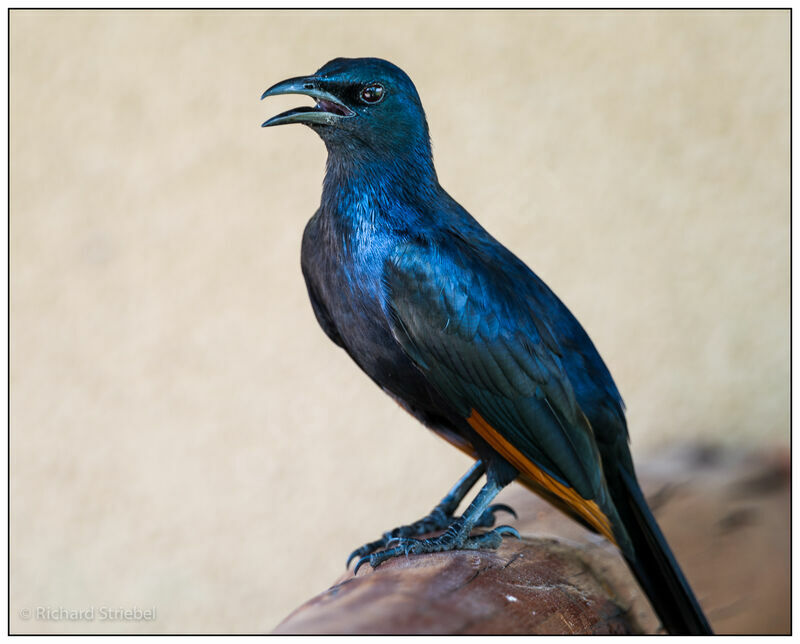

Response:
(359, 84), (385, 104)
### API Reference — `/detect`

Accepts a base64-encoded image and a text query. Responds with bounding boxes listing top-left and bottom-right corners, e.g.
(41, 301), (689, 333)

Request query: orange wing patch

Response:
(467, 409), (617, 545)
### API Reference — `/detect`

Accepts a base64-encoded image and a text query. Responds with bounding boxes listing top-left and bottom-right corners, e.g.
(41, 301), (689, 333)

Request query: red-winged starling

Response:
(261, 57), (712, 635)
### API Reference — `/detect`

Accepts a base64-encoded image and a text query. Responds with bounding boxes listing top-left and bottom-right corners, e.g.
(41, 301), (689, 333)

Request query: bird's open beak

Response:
(261, 75), (355, 127)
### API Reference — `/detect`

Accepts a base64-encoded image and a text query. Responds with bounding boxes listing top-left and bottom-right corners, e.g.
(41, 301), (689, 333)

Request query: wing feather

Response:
(384, 239), (611, 503)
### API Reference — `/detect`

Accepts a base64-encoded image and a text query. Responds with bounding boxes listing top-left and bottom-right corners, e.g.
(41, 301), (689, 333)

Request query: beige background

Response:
(10, 9), (788, 634)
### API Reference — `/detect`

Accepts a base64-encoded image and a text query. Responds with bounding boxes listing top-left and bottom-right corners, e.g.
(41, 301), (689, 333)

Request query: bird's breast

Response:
(300, 212), (447, 416)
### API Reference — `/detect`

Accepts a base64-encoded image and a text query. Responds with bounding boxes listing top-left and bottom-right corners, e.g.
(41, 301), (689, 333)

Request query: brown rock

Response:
(275, 537), (638, 634)
(273, 446), (789, 634)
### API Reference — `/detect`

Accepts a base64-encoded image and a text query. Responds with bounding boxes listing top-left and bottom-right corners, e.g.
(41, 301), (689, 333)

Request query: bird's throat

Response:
(322, 147), (438, 217)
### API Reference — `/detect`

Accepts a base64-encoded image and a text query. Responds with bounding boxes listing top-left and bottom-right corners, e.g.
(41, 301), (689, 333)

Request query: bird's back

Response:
(422, 191), (628, 446)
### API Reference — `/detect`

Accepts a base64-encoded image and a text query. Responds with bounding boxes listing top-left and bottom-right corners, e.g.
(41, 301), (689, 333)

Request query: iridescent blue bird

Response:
(261, 57), (712, 635)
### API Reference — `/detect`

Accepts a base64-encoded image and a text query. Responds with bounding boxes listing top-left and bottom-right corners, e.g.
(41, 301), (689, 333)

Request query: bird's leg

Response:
(354, 478), (520, 574)
(346, 461), (515, 568)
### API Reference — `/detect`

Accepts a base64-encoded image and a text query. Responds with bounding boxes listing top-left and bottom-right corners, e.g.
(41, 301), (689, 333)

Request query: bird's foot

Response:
(353, 521), (520, 574)
(345, 507), (449, 569)
(346, 503), (515, 568)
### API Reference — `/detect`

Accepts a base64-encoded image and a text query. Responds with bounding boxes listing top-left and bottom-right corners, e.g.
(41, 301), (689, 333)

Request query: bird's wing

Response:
(383, 239), (618, 543)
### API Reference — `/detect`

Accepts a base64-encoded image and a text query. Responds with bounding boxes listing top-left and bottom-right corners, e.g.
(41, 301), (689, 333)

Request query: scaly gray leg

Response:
(346, 461), (516, 568)
(353, 477), (520, 574)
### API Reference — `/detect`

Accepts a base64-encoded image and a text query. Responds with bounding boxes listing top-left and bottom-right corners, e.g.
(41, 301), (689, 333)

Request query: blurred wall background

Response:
(10, 9), (788, 633)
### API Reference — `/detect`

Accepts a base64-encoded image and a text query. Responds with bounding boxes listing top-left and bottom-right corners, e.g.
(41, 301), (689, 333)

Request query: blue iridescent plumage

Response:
(262, 57), (711, 634)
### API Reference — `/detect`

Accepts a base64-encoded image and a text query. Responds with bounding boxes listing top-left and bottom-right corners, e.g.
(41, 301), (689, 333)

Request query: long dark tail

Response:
(611, 465), (713, 634)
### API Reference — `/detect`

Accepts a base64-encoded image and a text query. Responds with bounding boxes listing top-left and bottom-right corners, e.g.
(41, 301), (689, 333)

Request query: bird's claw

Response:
(460, 524), (521, 549)
(353, 546), (405, 575)
(346, 495), (518, 571)
(495, 524), (521, 539)
(346, 537), (387, 569)
(352, 524), (519, 575)
(474, 503), (517, 527)
(345, 507), (453, 568)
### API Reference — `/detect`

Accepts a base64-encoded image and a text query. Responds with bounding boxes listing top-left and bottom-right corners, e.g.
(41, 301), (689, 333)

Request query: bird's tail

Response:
(610, 465), (713, 635)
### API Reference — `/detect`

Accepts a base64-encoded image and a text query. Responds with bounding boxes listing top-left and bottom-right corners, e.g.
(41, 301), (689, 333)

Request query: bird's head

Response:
(261, 57), (431, 162)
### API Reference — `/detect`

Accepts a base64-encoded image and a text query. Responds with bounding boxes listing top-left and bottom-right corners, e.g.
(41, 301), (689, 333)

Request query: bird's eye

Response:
(359, 84), (385, 104)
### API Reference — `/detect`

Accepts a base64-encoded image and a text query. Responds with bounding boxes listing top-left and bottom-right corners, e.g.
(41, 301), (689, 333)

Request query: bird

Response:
(261, 57), (712, 635)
